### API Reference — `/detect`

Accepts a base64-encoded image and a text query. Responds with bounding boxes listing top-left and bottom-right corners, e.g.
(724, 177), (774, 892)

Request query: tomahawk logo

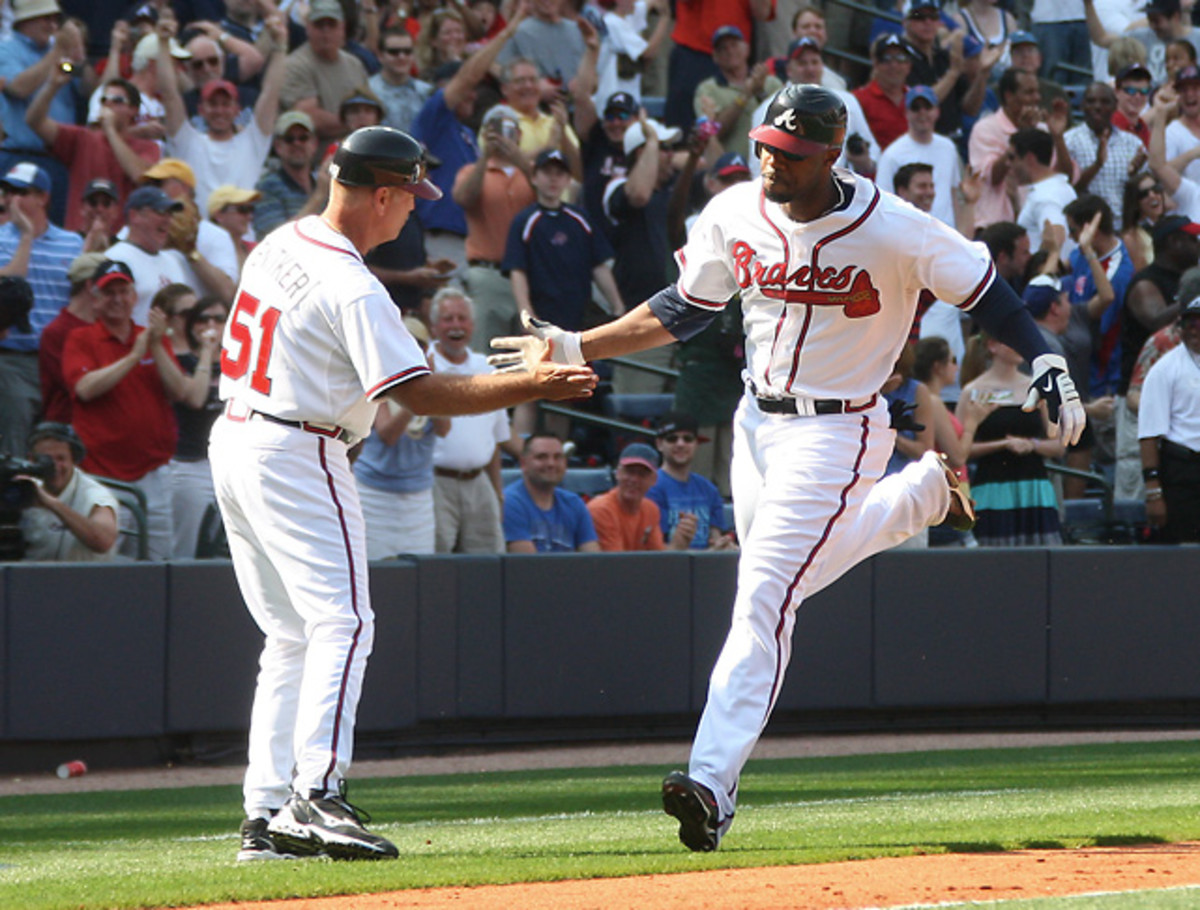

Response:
(773, 109), (798, 132)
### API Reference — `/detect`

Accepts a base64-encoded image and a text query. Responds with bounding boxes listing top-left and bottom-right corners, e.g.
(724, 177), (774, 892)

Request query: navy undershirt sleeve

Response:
(646, 286), (726, 342)
(967, 276), (1052, 365)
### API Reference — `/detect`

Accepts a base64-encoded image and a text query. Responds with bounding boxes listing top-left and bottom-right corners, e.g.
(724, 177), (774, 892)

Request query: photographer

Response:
(18, 422), (119, 562)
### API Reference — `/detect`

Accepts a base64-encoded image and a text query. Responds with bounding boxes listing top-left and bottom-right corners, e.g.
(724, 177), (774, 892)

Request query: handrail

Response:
(538, 402), (658, 439)
(605, 355), (680, 381)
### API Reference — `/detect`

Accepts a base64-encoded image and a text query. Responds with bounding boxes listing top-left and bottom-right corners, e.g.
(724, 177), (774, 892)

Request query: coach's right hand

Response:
(531, 356), (597, 400)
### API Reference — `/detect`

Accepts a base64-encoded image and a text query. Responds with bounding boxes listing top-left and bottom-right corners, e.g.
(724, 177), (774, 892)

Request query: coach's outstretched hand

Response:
(489, 311), (586, 373)
(1023, 353), (1086, 446)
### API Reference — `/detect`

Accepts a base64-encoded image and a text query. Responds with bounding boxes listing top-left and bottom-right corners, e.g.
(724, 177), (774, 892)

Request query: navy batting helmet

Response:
(330, 126), (442, 199)
(748, 84), (847, 158)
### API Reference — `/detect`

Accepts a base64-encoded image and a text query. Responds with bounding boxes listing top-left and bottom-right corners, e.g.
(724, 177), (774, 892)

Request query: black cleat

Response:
(237, 816), (302, 862)
(662, 771), (722, 852)
(268, 785), (398, 861)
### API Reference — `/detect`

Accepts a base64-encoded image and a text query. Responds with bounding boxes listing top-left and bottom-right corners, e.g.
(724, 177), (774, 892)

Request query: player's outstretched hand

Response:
(1023, 353), (1085, 446)
(532, 359), (598, 400)
(488, 311), (585, 373)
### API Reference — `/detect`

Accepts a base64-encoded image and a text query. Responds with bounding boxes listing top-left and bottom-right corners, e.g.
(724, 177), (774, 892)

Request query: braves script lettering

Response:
(730, 241), (881, 317)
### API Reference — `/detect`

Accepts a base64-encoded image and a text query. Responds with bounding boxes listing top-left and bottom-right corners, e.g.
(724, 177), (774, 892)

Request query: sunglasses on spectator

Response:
(101, 95), (130, 105)
(85, 195), (116, 207)
(1139, 183), (1164, 198)
(605, 110), (635, 120)
(909, 11), (939, 20)
(189, 56), (221, 69)
(223, 204), (255, 214)
(1, 186), (29, 196)
(663, 433), (696, 444)
(383, 45), (414, 55)
(879, 54), (910, 64)
(280, 131), (313, 144)
(195, 313), (226, 323)
(1121, 85), (1152, 96)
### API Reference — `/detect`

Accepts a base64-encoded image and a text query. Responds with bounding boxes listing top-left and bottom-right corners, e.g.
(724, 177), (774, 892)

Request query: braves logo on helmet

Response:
(750, 84), (846, 158)
(773, 109), (799, 133)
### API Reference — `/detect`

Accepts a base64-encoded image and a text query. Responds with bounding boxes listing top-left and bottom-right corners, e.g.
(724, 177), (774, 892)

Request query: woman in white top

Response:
(953, 0), (1017, 74)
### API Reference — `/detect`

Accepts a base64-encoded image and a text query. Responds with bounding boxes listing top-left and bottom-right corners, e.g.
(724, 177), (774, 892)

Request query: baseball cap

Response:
(1144, 0), (1181, 15)
(1176, 65), (1200, 87)
(902, 0), (940, 17)
(623, 118), (682, 155)
(0, 161), (51, 194)
(656, 410), (710, 442)
(712, 151), (750, 179)
(132, 32), (191, 71)
(905, 85), (938, 108)
(1117, 62), (1153, 83)
(92, 258), (135, 289)
(787, 36), (821, 59)
(481, 103), (520, 127)
(604, 91), (638, 118)
(83, 177), (118, 201)
(275, 110), (314, 137)
(534, 148), (570, 171)
(141, 157), (196, 189)
(67, 252), (107, 286)
(126, 1), (157, 22)
(1022, 274), (1061, 319)
(308, 0), (344, 21)
(207, 185), (262, 218)
(1009, 29), (1038, 47)
(12, 0), (61, 25)
(872, 33), (908, 60)
(618, 442), (660, 472)
(200, 79), (238, 102)
(1151, 213), (1200, 244)
(339, 88), (385, 118)
(711, 24), (745, 47)
(1181, 296), (1200, 319)
(125, 185), (184, 213)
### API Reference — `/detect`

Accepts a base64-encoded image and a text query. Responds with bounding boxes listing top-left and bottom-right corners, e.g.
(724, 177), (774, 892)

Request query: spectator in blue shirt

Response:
(504, 148), (624, 332)
(503, 432), (600, 553)
(0, 161), (83, 456)
(0, 0), (85, 224)
(647, 410), (735, 551)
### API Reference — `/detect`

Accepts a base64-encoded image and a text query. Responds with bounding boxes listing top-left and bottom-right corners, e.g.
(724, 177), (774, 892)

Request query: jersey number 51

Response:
(222, 290), (281, 396)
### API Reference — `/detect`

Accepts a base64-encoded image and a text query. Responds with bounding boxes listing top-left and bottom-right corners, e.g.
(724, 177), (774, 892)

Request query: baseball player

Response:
(210, 126), (596, 862)
(491, 85), (1086, 852)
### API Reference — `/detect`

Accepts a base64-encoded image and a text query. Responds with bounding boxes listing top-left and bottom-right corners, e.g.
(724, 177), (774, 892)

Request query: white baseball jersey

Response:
(675, 171), (995, 401)
(219, 215), (430, 438)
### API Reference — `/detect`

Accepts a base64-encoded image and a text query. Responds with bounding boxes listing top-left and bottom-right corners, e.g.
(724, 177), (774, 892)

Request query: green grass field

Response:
(2, 739), (1200, 910)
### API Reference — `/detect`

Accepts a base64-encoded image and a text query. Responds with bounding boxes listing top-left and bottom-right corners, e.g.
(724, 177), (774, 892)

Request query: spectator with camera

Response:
(17, 421), (119, 562)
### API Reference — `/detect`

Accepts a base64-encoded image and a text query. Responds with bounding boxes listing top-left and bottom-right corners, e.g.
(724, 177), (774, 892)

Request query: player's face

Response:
(616, 462), (656, 501)
(758, 143), (835, 207)
(657, 431), (697, 470)
(522, 438), (567, 487)
(31, 438), (74, 495)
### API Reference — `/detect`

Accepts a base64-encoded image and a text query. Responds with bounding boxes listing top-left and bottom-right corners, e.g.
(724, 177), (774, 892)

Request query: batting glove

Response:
(1022, 353), (1086, 447)
(488, 311), (585, 373)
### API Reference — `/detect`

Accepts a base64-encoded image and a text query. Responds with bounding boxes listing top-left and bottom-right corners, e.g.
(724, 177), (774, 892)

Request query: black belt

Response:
(435, 465), (485, 480)
(467, 259), (501, 270)
(755, 393), (878, 416)
(250, 410), (354, 444)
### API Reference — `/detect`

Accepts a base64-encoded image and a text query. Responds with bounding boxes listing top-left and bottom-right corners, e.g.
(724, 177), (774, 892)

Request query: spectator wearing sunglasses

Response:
(254, 111), (324, 237)
(1112, 62), (1153, 148)
(25, 71), (161, 234)
(79, 178), (122, 252)
(207, 184), (261, 271)
(369, 25), (432, 133)
(1065, 82), (1147, 224)
(179, 30), (261, 133)
(648, 411), (735, 551)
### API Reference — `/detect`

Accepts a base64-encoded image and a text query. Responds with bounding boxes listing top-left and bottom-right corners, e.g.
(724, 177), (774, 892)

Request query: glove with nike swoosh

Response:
(488, 311), (585, 373)
(1022, 353), (1085, 446)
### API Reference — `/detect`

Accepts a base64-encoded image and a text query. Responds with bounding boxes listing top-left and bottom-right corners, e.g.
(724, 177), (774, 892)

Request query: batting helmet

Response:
(748, 84), (847, 158)
(330, 126), (442, 200)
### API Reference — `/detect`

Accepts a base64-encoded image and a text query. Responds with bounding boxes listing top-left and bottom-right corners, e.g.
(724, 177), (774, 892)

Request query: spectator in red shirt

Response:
(25, 70), (161, 233)
(853, 33), (913, 153)
(61, 258), (206, 560)
(38, 251), (105, 424)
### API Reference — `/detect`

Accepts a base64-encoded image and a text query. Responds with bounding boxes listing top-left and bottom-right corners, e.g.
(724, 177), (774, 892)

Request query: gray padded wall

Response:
(6, 563), (167, 738)
(873, 550), (1049, 707)
(0, 567), (6, 736)
(166, 561), (260, 731)
(503, 553), (694, 717)
(357, 560), (419, 732)
(1049, 548), (1200, 702)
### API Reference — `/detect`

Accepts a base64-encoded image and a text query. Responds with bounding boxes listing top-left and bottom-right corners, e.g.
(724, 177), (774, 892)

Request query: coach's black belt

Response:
(250, 410), (354, 444)
(467, 259), (501, 270)
(755, 393), (878, 417)
(435, 465), (484, 481)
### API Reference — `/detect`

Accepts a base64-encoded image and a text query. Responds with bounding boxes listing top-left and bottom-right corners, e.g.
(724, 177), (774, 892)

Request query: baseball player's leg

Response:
(457, 474), (504, 553)
(433, 476), (463, 553)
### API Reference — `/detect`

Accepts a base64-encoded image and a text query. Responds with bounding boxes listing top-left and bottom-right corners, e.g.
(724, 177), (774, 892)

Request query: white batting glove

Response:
(488, 311), (585, 373)
(1022, 353), (1086, 447)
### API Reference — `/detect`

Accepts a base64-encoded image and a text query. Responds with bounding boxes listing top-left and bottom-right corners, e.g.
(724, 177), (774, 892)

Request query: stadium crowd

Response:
(2, 0), (1200, 561)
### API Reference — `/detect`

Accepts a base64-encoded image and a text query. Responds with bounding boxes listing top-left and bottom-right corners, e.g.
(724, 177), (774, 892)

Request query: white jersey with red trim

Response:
(676, 170), (995, 400)
(219, 215), (430, 439)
